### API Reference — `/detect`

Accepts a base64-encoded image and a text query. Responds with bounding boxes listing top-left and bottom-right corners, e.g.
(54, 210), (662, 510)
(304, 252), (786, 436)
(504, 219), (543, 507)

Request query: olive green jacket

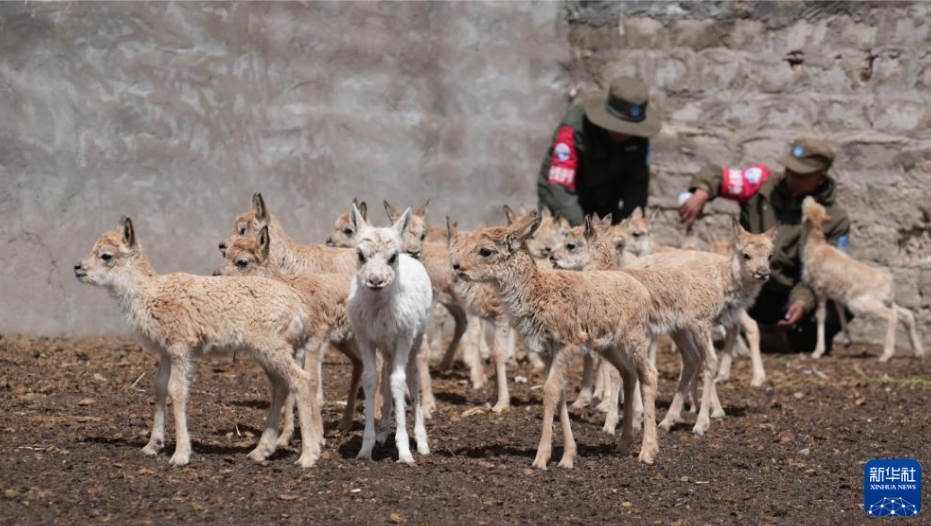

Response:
(690, 165), (851, 314)
(537, 104), (651, 226)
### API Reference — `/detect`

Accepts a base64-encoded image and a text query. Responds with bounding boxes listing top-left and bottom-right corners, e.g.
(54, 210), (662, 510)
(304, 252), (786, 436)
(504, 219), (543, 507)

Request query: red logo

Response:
(721, 163), (771, 203)
(548, 126), (577, 190)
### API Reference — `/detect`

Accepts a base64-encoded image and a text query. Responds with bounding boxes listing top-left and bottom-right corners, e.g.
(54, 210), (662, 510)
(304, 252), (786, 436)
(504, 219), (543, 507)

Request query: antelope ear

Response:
(391, 208), (413, 238)
(416, 199), (430, 218)
(647, 208), (658, 224)
(764, 222), (779, 240)
(352, 198), (368, 220)
(383, 200), (400, 223)
(351, 202), (369, 232)
(505, 212), (541, 251)
(731, 216), (750, 238)
(120, 216), (136, 249)
(541, 207), (552, 219)
(631, 207), (644, 220)
(584, 215), (597, 241)
(599, 213), (613, 229)
(258, 225), (271, 260)
(503, 205), (516, 225)
(556, 216), (570, 232)
(252, 193), (267, 220)
(446, 216), (459, 246)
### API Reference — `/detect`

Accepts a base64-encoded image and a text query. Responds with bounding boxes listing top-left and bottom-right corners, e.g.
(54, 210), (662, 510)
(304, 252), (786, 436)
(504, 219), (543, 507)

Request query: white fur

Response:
(348, 205), (433, 464)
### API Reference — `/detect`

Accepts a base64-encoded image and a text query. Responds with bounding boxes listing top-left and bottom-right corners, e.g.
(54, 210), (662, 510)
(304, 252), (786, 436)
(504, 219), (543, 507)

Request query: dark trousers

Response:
(748, 288), (853, 354)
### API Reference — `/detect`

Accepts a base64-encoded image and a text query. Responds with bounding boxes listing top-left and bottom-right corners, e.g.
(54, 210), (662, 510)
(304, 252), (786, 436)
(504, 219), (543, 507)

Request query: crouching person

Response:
(679, 137), (852, 354)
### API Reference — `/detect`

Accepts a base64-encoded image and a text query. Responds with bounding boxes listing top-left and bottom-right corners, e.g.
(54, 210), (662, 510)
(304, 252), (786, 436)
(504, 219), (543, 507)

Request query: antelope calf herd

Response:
(73, 193), (923, 469)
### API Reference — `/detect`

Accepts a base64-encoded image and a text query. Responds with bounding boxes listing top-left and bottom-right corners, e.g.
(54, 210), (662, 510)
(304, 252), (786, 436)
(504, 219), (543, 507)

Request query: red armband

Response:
(547, 126), (578, 190)
(720, 163), (771, 203)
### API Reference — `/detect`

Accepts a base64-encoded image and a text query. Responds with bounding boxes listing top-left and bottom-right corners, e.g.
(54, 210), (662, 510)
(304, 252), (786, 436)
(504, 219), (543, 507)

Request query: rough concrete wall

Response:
(564, 1), (931, 345)
(0, 1), (568, 336)
(4, 1), (930, 345)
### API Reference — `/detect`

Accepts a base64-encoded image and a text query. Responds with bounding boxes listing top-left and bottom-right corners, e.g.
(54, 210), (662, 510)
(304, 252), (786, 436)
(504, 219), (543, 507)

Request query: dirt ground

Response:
(1, 334), (929, 525)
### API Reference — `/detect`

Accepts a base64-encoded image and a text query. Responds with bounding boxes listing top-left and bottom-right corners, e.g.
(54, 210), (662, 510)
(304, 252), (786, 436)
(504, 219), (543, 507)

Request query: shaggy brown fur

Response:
(324, 198), (367, 248)
(221, 193), (356, 275)
(553, 216), (775, 434)
(448, 213), (660, 467)
(801, 197), (923, 361)
(75, 218), (320, 468)
(218, 226), (362, 443)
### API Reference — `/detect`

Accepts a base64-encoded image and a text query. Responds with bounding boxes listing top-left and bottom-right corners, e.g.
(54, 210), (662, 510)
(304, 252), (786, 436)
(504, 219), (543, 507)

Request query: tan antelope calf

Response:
(610, 214), (766, 388)
(801, 197), (923, 361)
(503, 206), (563, 371)
(700, 226), (764, 386)
(324, 198), (368, 248)
(218, 226), (362, 444)
(75, 218), (319, 468)
(628, 219), (775, 432)
(503, 205), (570, 262)
(552, 215), (762, 436)
(220, 193), (357, 275)
(448, 213), (660, 467)
(225, 195), (430, 418)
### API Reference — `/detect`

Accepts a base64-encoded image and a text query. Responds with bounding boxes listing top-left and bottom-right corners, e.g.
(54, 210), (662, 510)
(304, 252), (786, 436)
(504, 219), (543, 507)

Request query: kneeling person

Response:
(679, 137), (852, 354)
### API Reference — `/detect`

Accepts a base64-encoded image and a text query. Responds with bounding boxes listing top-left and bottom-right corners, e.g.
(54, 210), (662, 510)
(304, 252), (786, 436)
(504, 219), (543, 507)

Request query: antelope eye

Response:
(743, 253), (752, 261)
(357, 251), (366, 263)
(478, 248), (492, 258)
(343, 228), (354, 236)
(235, 260), (249, 269)
(238, 227), (246, 235)
(388, 253), (398, 264)
(632, 232), (643, 238)
(420, 233), (426, 241)
(567, 243), (577, 251)
(100, 253), (113, 262)
(541, 248), (551, 256)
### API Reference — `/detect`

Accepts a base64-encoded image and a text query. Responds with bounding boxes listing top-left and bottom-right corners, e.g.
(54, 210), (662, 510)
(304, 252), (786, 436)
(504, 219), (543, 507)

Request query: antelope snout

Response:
(753, 270), (770, 282)
(365, 276), (388, 289)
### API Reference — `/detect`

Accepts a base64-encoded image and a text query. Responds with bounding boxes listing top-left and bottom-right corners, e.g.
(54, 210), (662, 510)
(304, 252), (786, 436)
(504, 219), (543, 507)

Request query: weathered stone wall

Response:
(3, 1), (928, 345)
(564, 1), (931, 346)
(0, 1), (568, 335)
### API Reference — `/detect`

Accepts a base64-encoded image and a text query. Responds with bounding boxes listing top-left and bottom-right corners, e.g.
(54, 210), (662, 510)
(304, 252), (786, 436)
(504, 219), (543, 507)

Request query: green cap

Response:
(777, 137), (835, 175)
(584, 77), (661, 138)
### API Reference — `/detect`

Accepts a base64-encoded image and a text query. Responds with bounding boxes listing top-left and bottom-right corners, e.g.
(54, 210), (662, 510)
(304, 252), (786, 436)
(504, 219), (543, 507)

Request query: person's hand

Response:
(777, 302), (806, 328)
(678, 188), (709, 226)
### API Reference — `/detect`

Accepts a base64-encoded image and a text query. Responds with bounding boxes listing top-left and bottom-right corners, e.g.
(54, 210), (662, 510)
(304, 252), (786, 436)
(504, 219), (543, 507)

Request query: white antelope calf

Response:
(74, 218), (319, 467)
(448, 213), (660, 467)
(348, 204), (433, 464)
(218, 226), (362, 443)
(328, 200), (465, 416)
(801, 197), (923, 361)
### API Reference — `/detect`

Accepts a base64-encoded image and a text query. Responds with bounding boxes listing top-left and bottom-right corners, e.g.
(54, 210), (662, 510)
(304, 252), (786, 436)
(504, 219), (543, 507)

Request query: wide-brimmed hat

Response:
(777, 137), (835, 175)
(584, 77), (661, 137)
